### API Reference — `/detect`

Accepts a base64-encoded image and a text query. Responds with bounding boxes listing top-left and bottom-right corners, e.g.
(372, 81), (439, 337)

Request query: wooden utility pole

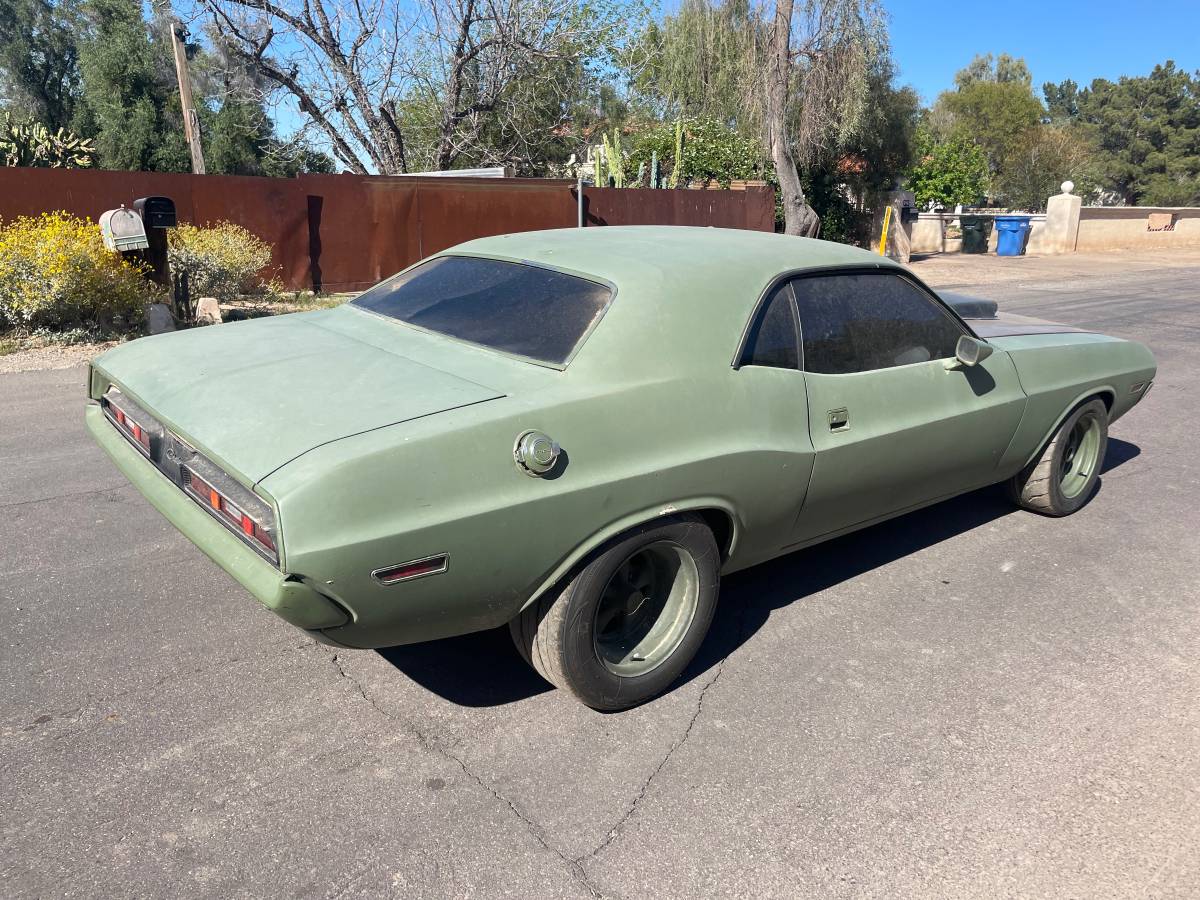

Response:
(169, 20), (205, 174)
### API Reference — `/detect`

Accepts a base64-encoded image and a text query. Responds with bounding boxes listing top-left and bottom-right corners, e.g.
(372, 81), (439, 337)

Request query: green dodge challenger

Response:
(87, 227), (1156, 710)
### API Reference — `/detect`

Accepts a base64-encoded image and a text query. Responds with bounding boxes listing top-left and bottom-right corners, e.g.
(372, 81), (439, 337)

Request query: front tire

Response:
(509, 515), (720, 711)
(1006, 398), (1108, 516)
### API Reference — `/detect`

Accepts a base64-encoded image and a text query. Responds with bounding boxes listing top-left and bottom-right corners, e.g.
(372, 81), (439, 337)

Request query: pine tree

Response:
(72, 0), (188, 170)
(0, 0), (82, 128)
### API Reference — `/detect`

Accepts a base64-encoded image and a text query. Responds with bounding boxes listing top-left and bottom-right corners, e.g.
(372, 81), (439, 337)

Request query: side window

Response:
(738, 284), (800, 369)
(793, 272), (964, 374)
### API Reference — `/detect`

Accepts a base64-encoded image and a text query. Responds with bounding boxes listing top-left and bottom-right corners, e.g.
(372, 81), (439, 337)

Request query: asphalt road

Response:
(2, 250), (1198, 898)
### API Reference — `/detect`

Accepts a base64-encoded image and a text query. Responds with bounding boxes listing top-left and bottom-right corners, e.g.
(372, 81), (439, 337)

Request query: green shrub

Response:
(167, 221), (277, 302)
(628, 116), (769, 188)
(0, 212), (152, 330)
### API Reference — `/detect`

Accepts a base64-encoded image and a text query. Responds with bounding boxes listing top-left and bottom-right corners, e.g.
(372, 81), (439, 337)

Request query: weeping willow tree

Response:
(626, 0), (765, 129)
(628, 0), (887, 236)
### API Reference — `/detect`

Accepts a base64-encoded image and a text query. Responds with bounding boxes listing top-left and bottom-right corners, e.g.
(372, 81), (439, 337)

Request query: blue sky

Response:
(886, 0), (1200, 104)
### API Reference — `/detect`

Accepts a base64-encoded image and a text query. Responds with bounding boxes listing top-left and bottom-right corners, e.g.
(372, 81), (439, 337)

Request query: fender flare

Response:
(520, 496), (743, 612)
(1020, 385), (1116, 469)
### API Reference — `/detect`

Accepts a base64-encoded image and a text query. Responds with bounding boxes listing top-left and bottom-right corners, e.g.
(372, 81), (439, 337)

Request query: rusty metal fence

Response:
(0, 168), (775, 292)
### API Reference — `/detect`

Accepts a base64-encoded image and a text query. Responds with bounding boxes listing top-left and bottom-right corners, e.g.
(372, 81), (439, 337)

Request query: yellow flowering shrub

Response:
(0, 212), (154, 329)
(167, 221), (277, 302)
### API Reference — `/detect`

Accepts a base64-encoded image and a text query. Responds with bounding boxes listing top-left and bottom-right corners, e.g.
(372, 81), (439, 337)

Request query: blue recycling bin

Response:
(995, 215), (1032, 256)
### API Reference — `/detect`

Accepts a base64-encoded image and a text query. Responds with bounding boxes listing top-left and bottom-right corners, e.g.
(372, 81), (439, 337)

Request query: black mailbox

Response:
(132, 196), (177, 229)
(900, 205), (920, 225)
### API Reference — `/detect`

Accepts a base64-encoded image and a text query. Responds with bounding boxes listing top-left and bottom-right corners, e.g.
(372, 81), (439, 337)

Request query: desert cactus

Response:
(0, 113), (94, 168)
(602, 129), (625, 188)
(668, 118), (683, 189)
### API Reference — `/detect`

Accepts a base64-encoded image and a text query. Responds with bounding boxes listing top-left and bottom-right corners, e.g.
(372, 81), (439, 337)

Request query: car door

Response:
(786, 269), (1027, 547)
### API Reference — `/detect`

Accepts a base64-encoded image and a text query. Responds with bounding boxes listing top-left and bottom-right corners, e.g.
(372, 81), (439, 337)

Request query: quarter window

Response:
(738, 284), (800, 369)
(792, 272), (964, 374)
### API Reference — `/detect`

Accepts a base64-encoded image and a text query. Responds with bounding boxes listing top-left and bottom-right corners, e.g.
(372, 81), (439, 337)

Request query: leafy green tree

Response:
(836, 63), (921, 201)
(905, 127), (989, 207)
(994, 124), (1100, 210)
(931, 54), (1044, 182)
(72, 0), (188, 170)
(624, 0), (892, 235)
(1047, 62), (1200, 205)
(954, 52), (1032, 89)
(203, 97), (265, 176)
(0, 0), (82, 128)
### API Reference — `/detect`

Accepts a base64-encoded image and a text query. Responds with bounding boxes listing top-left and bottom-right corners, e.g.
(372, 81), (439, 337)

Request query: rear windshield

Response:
(352, 255), (613, 365)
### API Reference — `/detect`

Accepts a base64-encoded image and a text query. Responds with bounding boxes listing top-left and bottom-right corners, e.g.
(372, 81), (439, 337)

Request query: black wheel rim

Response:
(592, 540), (699, 677)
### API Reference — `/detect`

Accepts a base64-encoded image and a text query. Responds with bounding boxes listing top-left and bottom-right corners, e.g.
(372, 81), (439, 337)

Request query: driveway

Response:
(2, 249), (1198, 898)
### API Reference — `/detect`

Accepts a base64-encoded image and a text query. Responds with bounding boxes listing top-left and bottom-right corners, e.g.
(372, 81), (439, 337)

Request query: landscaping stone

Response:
(146, 303), (176, 334)
(195, 297), (222, 325)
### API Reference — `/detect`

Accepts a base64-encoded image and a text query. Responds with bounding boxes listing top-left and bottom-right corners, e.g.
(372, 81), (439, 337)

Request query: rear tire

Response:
(509, 515), (720, 711)
(1006, 398), (1108, 517)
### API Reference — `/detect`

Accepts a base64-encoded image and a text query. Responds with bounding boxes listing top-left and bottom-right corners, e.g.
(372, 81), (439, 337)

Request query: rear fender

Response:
(520, 497), (742, 611)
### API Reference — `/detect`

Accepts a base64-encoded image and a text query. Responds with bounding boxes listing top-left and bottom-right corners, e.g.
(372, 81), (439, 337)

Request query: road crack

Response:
(582, 600), (747, 863)
(325, 649), (604, 899)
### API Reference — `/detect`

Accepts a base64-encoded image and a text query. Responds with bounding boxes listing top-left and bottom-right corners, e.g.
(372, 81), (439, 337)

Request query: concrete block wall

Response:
(911, 203), (1200, 256)
(1076, 207), (1200, 251)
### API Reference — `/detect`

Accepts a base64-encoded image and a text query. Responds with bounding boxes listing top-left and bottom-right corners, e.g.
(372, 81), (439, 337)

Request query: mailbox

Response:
(99, 207), (150, 252)
(900, 205), (920, 225)
(132, 196), (177, 229)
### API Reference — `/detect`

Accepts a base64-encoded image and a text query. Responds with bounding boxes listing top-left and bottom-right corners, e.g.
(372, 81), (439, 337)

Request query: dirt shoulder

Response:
(0, 338), (120, 375)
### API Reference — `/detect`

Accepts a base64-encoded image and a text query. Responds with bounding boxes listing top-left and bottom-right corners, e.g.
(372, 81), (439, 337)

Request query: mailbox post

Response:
(131, 196), (177, 287)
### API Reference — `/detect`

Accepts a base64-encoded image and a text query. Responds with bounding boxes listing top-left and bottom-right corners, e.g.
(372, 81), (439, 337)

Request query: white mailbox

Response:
(99, 206), (149, 252)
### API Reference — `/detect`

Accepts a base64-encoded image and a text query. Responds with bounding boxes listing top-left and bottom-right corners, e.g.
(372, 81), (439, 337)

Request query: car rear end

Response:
(86, 365), (352, 633)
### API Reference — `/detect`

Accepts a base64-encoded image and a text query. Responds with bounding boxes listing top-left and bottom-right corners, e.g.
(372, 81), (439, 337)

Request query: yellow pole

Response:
(877, 205), (893, 256)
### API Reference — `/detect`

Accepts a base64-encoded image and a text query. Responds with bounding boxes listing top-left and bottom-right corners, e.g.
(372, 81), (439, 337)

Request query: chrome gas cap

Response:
(514, 430), (560, 476)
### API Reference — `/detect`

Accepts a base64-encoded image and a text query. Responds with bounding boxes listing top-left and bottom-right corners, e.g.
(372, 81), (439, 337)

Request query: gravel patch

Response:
(0, 341), (118, 374)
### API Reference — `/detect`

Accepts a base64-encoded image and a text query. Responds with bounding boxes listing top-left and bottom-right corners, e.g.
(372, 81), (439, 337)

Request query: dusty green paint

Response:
(87, 227), (1156, 650)
(85, 405), (348, 630)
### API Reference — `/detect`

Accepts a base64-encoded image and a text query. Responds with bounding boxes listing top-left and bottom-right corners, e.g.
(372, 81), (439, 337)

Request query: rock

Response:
(195, 296), (222, 325)
(146, 303), (176, 335)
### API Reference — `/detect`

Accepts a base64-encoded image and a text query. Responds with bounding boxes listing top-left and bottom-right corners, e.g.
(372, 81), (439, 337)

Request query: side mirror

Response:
(947, 334), (994, 368)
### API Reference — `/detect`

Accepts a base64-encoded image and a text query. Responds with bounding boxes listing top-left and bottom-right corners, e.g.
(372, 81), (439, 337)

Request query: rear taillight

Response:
(103, 389), (155, 454)
(183, 467), (278, 562)
(100, 384), (281, 567)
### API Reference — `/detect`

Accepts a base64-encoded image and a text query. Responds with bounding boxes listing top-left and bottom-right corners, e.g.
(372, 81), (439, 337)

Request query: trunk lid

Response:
(93, 311), (504, 482)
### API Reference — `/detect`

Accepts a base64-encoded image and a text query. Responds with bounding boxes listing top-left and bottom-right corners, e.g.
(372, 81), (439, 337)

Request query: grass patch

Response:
(290, 291), (356, 310)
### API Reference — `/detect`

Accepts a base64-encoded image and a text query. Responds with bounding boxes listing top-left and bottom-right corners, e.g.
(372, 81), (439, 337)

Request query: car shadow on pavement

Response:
(676, 436), (1141, 693)
(376, 627), (555, 706)
(376, 438), (1140, 708)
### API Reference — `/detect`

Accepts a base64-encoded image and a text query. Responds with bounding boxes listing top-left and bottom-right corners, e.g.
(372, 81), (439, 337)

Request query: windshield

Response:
(352, 256), (613, 365)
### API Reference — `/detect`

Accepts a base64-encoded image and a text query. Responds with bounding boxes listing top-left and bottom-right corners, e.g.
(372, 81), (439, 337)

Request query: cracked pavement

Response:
(2, 249), (1199, 898)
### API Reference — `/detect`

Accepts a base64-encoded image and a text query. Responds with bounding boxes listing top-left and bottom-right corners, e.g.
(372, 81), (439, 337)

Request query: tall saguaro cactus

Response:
(668, 118), (683, 189)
